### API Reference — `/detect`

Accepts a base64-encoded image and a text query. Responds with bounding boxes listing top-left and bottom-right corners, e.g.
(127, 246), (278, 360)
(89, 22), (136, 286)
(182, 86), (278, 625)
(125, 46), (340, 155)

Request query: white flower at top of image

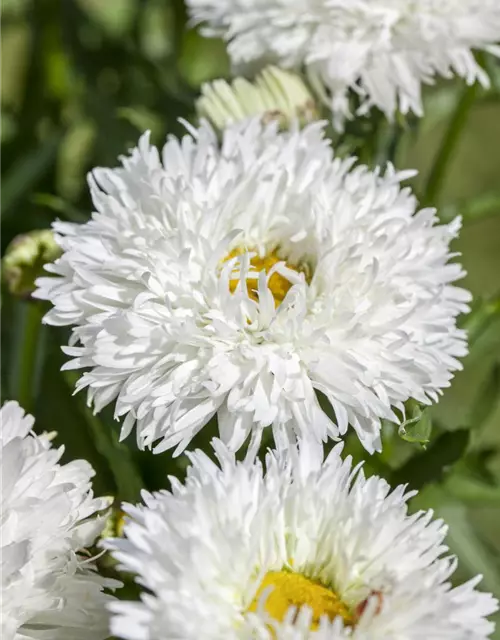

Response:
(197, 65), (318, 131)
(186, 0), (500, 128)
(35, 119), (470, 456)
(105, 440), (498, 639)
(0, 401), (118, 640)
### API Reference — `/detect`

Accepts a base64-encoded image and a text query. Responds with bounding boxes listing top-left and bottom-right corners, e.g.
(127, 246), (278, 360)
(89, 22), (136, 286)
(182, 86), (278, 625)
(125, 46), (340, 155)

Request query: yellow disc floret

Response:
(225, 247), (306, 307)
(247, 570), (353, 630)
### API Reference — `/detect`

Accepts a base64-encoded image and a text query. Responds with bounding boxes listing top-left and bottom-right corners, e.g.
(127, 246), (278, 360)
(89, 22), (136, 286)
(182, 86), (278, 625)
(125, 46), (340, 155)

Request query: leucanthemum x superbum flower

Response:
(35, 119), (470, 456)
(0, 401), (118, 640)
(197, 65), (318, 132)
(106, 440), (498, 639)
(186, 0), (500, 128)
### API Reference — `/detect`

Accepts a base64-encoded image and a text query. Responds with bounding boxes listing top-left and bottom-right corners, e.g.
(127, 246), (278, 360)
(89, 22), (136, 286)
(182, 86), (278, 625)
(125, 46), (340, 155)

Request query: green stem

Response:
(423, 81), (479, 206)
(16, 302), (44, 412)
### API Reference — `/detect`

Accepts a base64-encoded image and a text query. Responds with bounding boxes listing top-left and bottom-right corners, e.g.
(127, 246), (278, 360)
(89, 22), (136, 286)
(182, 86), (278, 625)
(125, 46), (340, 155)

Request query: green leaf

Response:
(438, 501), (500, 596)
(397, 399), (432, 445)
(443, 473), (500, 505)
(77, 0), (136, 37)
(117, 106), (164, 140)
(469, 363), (500, 435)
(391, 429), (469, 490)
(440, 192), (500, 224)
(31, 193), (89, 223)
(1, 133), (62, 219)
(463, 296), (500, 349)
(56, 120), (96, 200)
(178, 29), (230, 88)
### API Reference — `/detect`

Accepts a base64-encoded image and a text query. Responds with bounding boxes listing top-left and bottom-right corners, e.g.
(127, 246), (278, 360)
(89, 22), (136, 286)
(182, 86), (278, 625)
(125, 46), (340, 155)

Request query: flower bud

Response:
(2, 229), (61, 297)
(196, 66), (318, 131)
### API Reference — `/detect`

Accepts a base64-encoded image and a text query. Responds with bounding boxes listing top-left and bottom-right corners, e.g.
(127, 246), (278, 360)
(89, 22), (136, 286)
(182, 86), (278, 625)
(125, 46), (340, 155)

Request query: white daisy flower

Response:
(106, 440), (498, 639)
(35, 120), (470, 455)
(0, 401), (118, 640)
(197, 65), (318, 132)
(186, 0), (500, 128)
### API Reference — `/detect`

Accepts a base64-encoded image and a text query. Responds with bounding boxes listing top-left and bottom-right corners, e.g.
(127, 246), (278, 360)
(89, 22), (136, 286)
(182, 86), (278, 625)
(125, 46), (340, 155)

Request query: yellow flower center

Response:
(225, 248), (307, 307)
(246, 570), (353, 630)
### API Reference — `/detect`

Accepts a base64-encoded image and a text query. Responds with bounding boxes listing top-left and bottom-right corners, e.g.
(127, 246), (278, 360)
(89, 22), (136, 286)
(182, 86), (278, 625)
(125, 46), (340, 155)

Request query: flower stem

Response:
(16, 301), (44, 412)
(423, 81), (479, 206)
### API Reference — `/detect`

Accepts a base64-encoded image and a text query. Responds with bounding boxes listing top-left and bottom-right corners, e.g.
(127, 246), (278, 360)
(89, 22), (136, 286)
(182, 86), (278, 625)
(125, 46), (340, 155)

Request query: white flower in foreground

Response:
(187, 0), (500, 128)
(0, 401), (118, 640)
(106, 441), (498, 639)
(197, 65), (318, 131)
(35, 120), (470, 455)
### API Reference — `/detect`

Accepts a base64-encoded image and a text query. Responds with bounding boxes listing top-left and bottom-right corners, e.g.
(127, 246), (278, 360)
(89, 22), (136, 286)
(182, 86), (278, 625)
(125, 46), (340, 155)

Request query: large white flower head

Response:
(0, 401), (118, 640)
(35, 119), (470, 456)
(106, 440), (498, 639)
(186, 0), (500, 128)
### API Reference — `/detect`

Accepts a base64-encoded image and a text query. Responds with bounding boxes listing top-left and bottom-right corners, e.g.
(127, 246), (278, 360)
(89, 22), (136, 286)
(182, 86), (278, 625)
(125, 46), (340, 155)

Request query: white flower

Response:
(0, 401), (118, 640)
(197, 65), (318, 131)
(106, 440), (498, 639)
(35, 119), (470, 455)
(186, 0), (500, 128)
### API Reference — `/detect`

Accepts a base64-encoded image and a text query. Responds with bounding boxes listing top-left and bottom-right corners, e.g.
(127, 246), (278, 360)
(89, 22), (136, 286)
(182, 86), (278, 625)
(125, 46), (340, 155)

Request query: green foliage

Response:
(397, 399), (432, 445)
(1, 0), (500, 630)
(391, 429), (470, 491)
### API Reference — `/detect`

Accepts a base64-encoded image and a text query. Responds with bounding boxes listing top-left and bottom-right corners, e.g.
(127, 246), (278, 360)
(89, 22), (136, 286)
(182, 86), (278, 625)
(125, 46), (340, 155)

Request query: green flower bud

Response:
(197, 66), (318, 132)
(101, 505), (126, 541)
(2, 229), (61, 297)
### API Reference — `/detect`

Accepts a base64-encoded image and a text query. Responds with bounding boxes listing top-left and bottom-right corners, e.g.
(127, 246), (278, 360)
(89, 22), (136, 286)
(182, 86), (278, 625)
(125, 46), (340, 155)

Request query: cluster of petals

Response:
(187, 0), (500, 128)
(0, 401), (117, 640)
(106, 440), (498, 639)
(36, 120), (470, 451)
(17, 4), (500, 638)
(35, 119), (470, 456)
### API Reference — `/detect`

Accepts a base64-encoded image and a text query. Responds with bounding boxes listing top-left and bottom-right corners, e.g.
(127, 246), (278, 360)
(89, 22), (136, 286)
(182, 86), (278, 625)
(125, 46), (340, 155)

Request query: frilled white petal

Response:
(35, 120), (470, 455)
(105, 440), (498, 639)
(186, 0), (500, 128)
(0, 401), (119, 640)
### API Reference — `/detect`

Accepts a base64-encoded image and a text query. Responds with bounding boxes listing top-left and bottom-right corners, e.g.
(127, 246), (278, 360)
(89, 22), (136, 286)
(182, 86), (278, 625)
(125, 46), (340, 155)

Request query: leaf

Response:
(469, 363), (500, 435)
(31, 193), (89, 222)
(117, 107), (164, 140)
(178, 29), (230, 88)
(463, 296), (500, 349)
(440, 192), (500, 224)
(1, 133), (62, 219)
(56, 119), (96, 200)
(77, 0), (136, 37)
(443, 473), (500, 506)
(397, 399), (432, 445)
(410, 485), (500, 597)
(438, 501), (500, 596)
(391, 429), (469, 490)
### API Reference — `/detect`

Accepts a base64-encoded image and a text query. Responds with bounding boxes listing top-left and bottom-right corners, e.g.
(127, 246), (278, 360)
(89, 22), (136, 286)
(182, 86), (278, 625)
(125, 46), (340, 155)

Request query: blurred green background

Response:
(1, 0), (500, 630)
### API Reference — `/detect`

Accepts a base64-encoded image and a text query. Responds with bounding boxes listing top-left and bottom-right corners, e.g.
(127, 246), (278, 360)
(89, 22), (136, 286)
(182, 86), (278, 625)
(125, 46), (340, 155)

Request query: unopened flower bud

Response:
(2, 229), (61, 297)
(197, 66), (318, 131)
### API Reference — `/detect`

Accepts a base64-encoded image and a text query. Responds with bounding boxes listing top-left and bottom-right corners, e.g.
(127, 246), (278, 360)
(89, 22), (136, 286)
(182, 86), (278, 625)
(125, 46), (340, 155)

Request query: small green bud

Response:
(2, 229), (61, 297)
(101, 505), (126, 540)
(197, 65), (319, 132)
